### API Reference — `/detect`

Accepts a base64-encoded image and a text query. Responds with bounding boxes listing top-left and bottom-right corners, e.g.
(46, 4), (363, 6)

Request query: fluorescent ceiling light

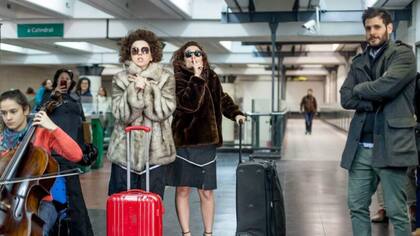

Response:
(332, 44), (340, 51)
(293, 76), (308, 81)
(162, 42), (179, 52)
(301, 65), (324, 68)
(100, 64), (121, 68)
(305, 44), (340, 52)
(220, 41), (256, 53)
(247, 64), (265, 68)
(0, 43), (49, 54)
(219, 41), (232, 51)
(366, 0), (378, 8)
(168, 0), (192, 16)
(54, 42), (115, 53)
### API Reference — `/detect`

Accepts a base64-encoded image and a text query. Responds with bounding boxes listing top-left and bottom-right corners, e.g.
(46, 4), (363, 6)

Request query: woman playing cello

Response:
(0, 89), (83, 235)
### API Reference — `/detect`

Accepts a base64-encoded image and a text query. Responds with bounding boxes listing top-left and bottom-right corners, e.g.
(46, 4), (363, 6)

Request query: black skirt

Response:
(108, 163), (167, 199)
(166, 145), (217, 190)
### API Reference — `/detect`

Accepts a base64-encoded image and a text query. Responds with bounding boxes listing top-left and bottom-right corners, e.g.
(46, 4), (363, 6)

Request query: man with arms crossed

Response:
(340, 8), (417, 236)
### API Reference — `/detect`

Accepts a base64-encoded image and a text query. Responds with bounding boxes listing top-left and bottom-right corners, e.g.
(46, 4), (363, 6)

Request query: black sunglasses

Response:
(184, 50), (203, 58)
(131, 46), (150, 56)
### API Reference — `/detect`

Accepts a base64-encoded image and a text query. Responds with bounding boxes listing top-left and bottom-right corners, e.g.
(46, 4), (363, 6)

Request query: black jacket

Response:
(41, 91), (94, 236)
(171, 67), (243, 147)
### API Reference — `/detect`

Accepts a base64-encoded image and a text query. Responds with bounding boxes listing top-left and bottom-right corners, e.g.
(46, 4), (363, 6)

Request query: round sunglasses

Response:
(184, 50), (203, 58)
(131, 46), (150, 56)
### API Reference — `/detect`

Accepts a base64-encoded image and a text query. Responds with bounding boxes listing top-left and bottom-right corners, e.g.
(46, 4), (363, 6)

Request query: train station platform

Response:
(80, 119), (398, 235)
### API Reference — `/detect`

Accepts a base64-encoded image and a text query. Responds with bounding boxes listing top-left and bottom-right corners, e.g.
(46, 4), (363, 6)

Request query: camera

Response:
(302, 19), (316, 31)
(60, 80), (67, 89)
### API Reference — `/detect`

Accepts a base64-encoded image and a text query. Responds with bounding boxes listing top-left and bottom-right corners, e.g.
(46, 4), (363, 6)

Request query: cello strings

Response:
(0, 168), (83, 185)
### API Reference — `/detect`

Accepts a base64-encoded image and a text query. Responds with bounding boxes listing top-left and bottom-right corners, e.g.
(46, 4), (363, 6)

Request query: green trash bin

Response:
(79, 163), (90, 173)
(79, 119), (92, 173)
(91, 118), (104, 169)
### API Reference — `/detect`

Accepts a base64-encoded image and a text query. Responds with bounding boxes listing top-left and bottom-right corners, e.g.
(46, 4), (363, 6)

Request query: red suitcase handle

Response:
(125, 126), (151, 133)
(125, 125), (152, 192)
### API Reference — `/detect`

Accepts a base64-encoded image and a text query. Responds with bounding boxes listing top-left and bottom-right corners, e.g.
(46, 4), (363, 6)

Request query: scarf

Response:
(0, 125), (29, 153)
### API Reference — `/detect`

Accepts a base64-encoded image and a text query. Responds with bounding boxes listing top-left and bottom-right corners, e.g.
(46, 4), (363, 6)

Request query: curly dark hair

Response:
(171, 41), (210, 74)
(119, 29), (163, 63)
(52, 68), (76, 91)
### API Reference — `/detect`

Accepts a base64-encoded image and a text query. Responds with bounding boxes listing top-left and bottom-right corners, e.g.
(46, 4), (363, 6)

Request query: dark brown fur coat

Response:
(172, 67), (243, 147)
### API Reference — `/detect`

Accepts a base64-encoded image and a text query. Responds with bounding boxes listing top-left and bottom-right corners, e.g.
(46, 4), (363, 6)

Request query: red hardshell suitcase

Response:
(106, 126), (164, 236)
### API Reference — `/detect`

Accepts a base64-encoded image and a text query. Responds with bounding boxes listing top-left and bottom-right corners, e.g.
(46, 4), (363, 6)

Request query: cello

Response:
(0, 94), (63, 235)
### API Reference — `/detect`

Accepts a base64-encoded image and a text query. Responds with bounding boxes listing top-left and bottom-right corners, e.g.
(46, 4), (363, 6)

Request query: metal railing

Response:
(319, 107), (353, 132)
(245, 111), (288, 151)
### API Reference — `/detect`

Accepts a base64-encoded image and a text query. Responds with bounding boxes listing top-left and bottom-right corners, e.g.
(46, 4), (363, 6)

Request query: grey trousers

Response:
(348, 146), (410, 236)
(375, 167), (416, 208)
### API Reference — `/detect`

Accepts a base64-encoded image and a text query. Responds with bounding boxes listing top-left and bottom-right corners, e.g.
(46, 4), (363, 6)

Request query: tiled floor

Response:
(79, 119), (399, 235)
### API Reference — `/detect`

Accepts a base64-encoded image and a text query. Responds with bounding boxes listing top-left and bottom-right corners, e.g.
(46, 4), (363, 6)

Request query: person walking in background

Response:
(300, 88), (317, 135)
(167, 41), (246, 236)
(340, 8), (417, 236)
(95, 86), (110, 115)
(107, 29), (176, 199)
(94, 86), (112, 136)
(25, 87), (36, 109)
(34, 79), (53, 110)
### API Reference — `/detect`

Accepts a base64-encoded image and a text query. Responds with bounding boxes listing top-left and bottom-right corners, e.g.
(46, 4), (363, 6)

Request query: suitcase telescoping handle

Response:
(124, 126), (152, 192)
(239, 121), (243, 164)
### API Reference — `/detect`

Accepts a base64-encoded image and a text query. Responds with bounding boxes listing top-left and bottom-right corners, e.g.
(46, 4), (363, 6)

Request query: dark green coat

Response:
(340, 40), (418, 169)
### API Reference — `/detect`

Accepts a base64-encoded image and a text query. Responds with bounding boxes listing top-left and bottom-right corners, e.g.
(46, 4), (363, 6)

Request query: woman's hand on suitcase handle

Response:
(235, 115), (246, 125)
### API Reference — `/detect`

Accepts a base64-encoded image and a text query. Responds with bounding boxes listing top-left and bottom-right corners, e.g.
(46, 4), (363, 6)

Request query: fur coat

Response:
(107, 61), (176, 173)
(172, 66), (243, 147)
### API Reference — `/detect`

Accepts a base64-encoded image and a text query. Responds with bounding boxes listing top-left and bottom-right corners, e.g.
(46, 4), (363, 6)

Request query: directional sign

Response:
(18, 23), (64, 37)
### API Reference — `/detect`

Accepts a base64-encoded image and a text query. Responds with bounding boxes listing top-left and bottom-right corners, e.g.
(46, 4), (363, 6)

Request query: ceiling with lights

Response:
(0, 0), (414, 76)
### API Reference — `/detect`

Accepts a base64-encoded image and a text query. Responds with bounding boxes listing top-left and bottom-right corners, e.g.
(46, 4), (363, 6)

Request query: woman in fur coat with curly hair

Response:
(107, 29), (176, 198)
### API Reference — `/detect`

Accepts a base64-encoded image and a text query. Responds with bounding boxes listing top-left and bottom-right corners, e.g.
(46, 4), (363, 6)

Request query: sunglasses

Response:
(184, 50), (203, 58)
(131, 46), (150, 56)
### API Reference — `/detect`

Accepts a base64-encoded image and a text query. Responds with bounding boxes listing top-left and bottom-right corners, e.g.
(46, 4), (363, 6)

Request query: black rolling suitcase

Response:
(236, 123), (286, 236)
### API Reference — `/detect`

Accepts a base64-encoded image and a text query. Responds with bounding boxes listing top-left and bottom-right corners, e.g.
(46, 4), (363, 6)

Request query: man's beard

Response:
(368, 32), (389, 48)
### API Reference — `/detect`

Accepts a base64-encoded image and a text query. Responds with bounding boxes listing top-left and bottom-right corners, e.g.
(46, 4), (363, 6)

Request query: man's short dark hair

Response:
(362, 7), (393, 26)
